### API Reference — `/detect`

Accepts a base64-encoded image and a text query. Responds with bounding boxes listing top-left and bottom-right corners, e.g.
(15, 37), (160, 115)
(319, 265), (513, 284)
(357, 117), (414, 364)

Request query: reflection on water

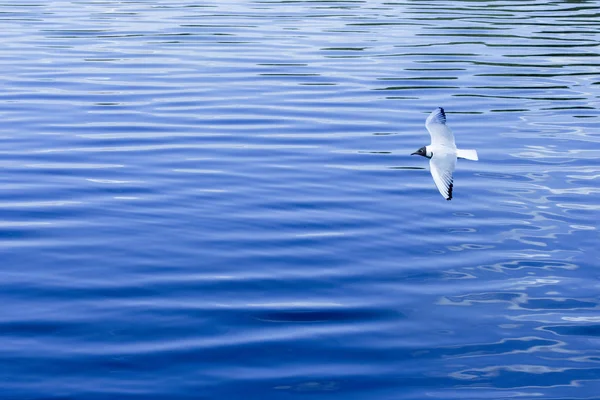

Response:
(0, 0), (599, 399)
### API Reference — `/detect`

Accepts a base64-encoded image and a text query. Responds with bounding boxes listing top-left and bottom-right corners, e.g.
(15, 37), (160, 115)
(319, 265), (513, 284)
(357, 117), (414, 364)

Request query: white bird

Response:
(411, 107), (478, 200)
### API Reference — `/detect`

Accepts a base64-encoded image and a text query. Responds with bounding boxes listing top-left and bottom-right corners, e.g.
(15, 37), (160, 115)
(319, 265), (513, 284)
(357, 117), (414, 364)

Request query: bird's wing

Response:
(425, 107), (455, 147)
(429, 152), (456, 200)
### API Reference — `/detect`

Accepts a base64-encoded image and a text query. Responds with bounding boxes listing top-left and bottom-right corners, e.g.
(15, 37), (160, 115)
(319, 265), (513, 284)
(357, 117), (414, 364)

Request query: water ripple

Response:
(1, 0), (600, 399)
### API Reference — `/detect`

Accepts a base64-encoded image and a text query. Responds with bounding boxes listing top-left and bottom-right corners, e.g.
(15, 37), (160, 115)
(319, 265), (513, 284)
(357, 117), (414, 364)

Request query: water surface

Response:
(1, 1), (600, 399)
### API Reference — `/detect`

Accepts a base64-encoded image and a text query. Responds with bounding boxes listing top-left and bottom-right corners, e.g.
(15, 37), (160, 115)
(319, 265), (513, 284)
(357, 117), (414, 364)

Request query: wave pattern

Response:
(0, 0), (599, 399)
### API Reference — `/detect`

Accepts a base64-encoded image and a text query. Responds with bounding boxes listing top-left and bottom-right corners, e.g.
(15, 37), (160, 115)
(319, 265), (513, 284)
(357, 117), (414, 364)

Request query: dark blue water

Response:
(1, 1), (600, 399)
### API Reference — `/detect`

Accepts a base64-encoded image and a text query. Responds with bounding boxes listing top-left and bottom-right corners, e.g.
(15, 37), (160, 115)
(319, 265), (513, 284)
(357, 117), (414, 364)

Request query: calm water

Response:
(1, 1), (599, 399)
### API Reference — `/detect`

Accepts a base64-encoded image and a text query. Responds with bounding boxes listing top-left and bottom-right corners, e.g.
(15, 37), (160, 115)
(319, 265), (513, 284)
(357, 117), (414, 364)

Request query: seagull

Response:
(411, 107), (478, 200)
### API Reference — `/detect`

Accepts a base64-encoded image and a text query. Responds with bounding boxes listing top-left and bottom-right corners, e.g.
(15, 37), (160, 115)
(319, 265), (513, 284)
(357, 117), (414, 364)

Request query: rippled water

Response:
(1, 1), (599, 399)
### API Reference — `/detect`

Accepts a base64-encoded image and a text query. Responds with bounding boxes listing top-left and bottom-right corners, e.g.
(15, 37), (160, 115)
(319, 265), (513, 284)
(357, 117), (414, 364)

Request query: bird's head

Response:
(411, 146), (432, 159)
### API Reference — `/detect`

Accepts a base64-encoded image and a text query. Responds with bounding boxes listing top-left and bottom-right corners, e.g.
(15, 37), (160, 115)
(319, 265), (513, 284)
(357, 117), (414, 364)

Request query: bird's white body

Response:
(412, 108), (478, 200)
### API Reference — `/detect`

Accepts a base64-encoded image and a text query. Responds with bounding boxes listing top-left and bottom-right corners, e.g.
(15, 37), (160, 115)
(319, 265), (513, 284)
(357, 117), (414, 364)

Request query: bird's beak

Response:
(411, 151), (419, 156)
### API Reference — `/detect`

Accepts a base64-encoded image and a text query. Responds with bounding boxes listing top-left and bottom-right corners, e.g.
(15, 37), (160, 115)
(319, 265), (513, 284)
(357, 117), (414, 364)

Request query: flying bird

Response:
(411, 107), (478, 200)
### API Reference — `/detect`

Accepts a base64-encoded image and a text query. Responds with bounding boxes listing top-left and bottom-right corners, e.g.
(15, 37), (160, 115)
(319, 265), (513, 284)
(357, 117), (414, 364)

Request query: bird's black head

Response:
(411, 146), (428, 158)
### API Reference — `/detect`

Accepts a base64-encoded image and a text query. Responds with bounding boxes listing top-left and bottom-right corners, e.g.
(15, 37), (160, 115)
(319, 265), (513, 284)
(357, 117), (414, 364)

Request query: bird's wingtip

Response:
(427, 107), (447, 125)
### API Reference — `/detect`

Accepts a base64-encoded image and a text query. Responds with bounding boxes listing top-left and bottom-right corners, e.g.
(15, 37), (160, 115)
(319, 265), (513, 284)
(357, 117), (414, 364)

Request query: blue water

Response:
(1, 1), (600, 399)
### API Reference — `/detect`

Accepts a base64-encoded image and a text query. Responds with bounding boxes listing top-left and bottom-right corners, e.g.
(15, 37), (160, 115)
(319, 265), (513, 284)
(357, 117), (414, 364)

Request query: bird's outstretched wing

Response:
(429, 152), (456, 200)
(425, 107), (455, 147)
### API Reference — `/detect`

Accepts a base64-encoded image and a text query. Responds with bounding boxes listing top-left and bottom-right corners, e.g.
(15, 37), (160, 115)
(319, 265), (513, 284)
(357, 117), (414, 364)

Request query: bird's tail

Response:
(457, 149), (478, 161)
